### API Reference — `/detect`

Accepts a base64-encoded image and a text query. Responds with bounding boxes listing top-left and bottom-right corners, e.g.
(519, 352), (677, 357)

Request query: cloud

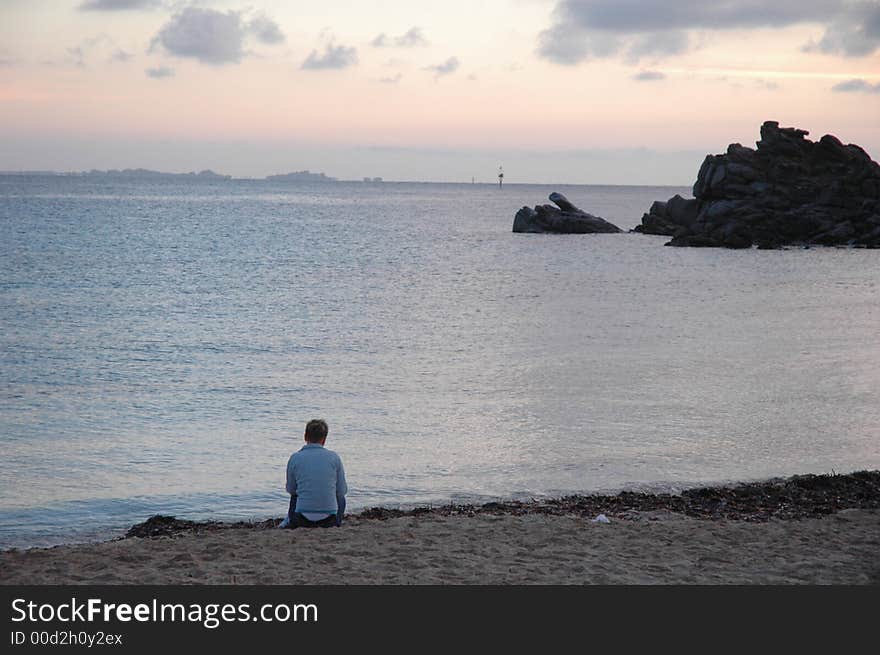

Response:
(625, 30), (689, 63)
(537, 24), (620, 64)
(424, 56), (460, 78)
(372, 27), (428, 48)
(110, 49), (133, 62)
(537, 0), (880, 64)
(151, 8), (248, 64)
(301, 43), (358, 70)
(632, 70), (666, 81)
(79, 0), (162, 10)
(248, 14), (286, 45)
(145, 65), (175, 78)
(379, 73), (403, 84)
(396, 27), (428, 47)
(832, 78), (880, 93)
(543, 0), (837, 33)
(42, 35), (137, 69)
(803, 3), (880, 56)
(150, 8), (285, 66)
(48, 35), (122, 68)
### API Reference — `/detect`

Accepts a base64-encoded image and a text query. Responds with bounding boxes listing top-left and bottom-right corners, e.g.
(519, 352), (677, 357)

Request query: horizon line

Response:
(0, 168), (693, 188)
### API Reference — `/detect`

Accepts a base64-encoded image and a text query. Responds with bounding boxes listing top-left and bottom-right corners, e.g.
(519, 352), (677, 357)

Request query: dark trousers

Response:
(286, 495), (338, 528)
(291, 513), (338, 528)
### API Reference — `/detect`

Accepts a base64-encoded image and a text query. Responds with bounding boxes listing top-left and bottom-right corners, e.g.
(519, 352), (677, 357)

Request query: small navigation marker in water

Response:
(498, 165), (504, 188)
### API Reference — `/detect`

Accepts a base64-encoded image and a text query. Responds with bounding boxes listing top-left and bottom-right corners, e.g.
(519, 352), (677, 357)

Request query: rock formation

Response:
(634, 121), (880, 248)
(513, 192), (622, 234)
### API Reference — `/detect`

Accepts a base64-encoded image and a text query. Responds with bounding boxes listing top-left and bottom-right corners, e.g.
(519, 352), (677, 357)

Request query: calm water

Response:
(1, 176), (879, 549)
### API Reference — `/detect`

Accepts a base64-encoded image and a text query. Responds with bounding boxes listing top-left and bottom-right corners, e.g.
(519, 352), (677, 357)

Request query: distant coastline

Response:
(0, 168), (339, 183)
(0, 170), (688, 187)
(264, 170), (337, 182)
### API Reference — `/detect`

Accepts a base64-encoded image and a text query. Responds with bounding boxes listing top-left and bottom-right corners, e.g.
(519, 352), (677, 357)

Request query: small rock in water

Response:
(513, 192), (623, 234)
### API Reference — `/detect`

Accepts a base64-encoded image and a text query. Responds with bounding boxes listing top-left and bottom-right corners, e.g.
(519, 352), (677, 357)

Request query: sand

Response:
(1, 509), (878, 585)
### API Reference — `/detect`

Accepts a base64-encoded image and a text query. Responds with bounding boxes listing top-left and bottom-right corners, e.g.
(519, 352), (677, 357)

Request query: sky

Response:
(1, 0), (879, 184)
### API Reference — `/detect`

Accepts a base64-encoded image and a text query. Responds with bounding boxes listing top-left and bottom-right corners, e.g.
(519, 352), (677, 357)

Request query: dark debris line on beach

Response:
(124, 471), (880, 539)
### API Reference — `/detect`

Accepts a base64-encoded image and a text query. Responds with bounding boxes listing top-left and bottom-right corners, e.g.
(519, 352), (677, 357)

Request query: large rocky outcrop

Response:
(634, 121), (880, 248)
(513, 192), (622, 234)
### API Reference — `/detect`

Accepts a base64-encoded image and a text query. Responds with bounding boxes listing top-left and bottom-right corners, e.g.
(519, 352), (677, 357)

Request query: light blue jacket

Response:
(286, 443), (348, 515)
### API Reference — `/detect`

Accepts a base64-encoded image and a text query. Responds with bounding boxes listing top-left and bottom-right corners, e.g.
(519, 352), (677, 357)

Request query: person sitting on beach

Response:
(279, 419), (347, 529)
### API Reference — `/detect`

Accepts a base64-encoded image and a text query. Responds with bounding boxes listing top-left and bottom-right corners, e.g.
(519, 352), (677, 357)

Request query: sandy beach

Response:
(2, 472), (878, 585)
(2, 510), (878, 585)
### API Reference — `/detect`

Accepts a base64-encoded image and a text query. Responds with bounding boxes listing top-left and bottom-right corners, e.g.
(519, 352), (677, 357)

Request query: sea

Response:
(1, 175), (879, 549)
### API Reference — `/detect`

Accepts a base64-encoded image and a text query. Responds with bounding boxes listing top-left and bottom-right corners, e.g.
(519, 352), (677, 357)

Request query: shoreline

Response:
(2, 471), (878, 585)
(122, 469), (880, 540)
